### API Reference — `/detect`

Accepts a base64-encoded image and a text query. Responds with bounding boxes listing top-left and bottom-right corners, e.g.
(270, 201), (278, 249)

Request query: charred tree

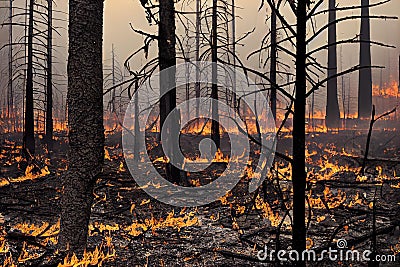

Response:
(23, 0), (35, 155)
(134, 80), (140, 162)
(325, 0), (340, 129)
(270, 0), (277, 120)
(159, 0), (176, 134)
(245, 1), (395, 263)
(58, 0), (105, 254)
(358, 0), (373, 119)
(292, 1), (307, 266)
(231, 0), (237, 110)
(111, 44), (116, 112)
(211, 0), (220, 150)
(8, 0), (14, 128)
(45, 0), (53, 147)
(158, 0), (181, 184)
(195, 0), (201, 121)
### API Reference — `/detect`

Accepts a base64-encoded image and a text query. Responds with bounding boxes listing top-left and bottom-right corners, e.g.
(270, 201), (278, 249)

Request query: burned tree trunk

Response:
(111, 44), (116, 113)
(211, 0), (220, 149)
(159, 0), (176, 133)
(134, 80), (140, 162)
(45, 0), (53, 147)
(270, 0), (277, 120)
(8, 0), (14, 129)
(358, 0), (373, 119)
(231, 0), (237, 110)
(58, 0), (104, 254)
(159, 0), (181, 184)
(325, 0), (340, 129)
(292, 1), (307, 266)
(195, 0), (201, 121)
(23, 0), (35, 155)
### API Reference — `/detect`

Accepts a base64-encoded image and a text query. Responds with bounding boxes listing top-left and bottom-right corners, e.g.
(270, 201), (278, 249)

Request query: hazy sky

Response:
(102, 0), (400, 70)
(1, 0), (399, 114)
(104, 0), (400, 114)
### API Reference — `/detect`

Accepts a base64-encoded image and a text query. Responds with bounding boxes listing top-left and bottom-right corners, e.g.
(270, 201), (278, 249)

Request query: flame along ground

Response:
(0, 209), (198, 267)
(1, 129), (400, 265)
(1, 84), (400, 265)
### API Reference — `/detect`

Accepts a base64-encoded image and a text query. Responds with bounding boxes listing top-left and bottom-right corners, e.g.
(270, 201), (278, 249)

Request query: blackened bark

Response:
(326, 0), (340, 129)
(159, 0), (176, 131)
(270, 0), (277, 120)
(45, 0), (53, 147)
(292, 1), (307, 266)
(58, 0), (104, 254)
(23, 0), (35, 155)
(195, 0), (201, 120)
(134, 80), (140, 162)
(159, 0), (181, 184)
(111, 44), (116, 112)
(8, 0), (14, 127)
(211, 0), (220, 149)
(231, 0), (237, 110)
(358, 0), (372, 119)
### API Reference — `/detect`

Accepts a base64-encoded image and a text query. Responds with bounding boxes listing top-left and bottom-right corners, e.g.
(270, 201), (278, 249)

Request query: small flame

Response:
(1, 165), (51, 187)
(58, 244), (116, 267)
(125, 210), (199, 237)
(104, 148), (111, 161)
(254, 195), (281, 227)
(373, 80), (399, 98)
(212, 149), (229, 163)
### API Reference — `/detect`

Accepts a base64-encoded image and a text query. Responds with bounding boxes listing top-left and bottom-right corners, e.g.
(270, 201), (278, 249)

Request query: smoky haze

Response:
(0, 0), (399, 116)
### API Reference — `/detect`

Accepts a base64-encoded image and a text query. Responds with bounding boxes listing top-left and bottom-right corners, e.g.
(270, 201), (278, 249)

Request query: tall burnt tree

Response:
(231, 0), (237, 110)
(158, 0), (181, 183)
(211, 0), (220, 150)
(358, 0), (373, 119)
(8, 0), (14, 129)
(58, 0), (105, 254)
(326, 0), (340, 128)
(45, 0), (53, 146)
(195, 0), (201, 121)
(242, 1), (395, 265)
(110, 44), (116, 112)
(23, 0), (35, 155)
(292, 2), (307, 265)
(159, 0), (176, 132)
(270, 0), (277, 120)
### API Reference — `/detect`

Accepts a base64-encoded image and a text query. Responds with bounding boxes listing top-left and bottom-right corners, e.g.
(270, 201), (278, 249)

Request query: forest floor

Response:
(0, 130), (400, 266)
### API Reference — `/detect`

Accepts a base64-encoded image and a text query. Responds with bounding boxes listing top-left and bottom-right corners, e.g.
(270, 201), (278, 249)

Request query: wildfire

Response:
(218, 191), (233, 205)
(254, 194), (282, 227)
(2, 221), (116, 266)
(104, 148), (111, 160)
(0, 164), (51, 187)
(125, 210), (199, 237)
(308, 186), (347, 209)
(0, 241), (8, 254)
(373, 80), (399, 98)
(58, 244), (116, 267)
(212, 149), (229, 163)
(155, 148), (230, 166)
